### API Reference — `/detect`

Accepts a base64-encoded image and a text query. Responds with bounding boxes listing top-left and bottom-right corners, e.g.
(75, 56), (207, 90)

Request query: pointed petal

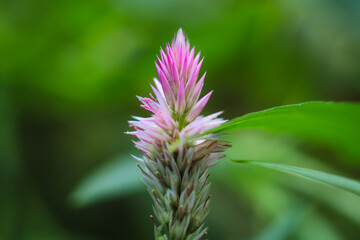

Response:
(188, 72), (206, 105)
(176, 78), (186, 114)
(153, 78), (166, 100)
(186, 91), (213, 122)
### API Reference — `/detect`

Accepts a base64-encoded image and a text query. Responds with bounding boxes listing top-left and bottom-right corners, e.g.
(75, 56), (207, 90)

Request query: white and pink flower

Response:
(128, 29), (229, 240)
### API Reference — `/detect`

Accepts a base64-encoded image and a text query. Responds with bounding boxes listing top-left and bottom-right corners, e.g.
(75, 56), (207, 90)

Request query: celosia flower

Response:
(128, 29), (229, 240)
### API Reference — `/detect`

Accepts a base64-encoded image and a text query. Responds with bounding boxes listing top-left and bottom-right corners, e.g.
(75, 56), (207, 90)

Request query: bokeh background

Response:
(1, 0), (360, 239)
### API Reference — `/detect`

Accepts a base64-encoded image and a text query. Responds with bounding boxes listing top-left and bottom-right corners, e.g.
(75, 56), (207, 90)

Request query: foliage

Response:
(71, 102), (360, 239)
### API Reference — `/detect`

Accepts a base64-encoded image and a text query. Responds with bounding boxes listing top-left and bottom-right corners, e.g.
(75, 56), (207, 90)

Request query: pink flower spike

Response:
(128, 29), (230, 239)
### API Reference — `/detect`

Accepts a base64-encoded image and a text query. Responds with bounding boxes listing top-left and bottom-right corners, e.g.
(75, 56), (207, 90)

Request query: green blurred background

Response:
(1, 0), (360, 239)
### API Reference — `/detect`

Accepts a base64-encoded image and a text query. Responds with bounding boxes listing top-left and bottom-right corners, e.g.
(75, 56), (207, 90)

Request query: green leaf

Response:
(231, 160), (360, 196)
(69, 155), (143, 207)
(217, 131), (360, 224)
(203, 102), (360, 159)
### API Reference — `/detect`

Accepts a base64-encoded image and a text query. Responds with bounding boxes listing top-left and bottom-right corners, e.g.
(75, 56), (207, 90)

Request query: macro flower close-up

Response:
(128, 29), (229, 239)
(1, 1), (360, 240)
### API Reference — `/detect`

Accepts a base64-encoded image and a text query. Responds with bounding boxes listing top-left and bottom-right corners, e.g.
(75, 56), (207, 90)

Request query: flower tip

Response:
(177, 28), (184, 37)
(207, 90), (214, 97)
(175, 28), (186, 46)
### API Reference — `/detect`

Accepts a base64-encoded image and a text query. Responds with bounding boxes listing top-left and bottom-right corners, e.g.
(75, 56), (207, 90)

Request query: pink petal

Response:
(186, 91), (213, 122)
(176, 78), (186, 114)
